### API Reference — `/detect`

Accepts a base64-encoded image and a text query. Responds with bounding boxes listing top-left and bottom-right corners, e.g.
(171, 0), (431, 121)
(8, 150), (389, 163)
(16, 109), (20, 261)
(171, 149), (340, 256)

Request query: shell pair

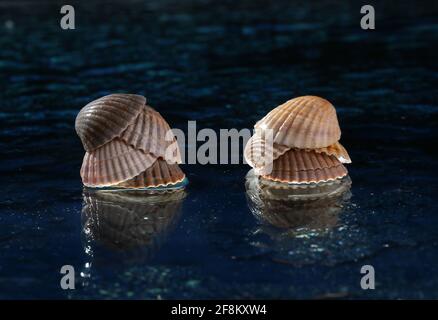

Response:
(75, 94), (186, 189)
(244, 96), (351, 184)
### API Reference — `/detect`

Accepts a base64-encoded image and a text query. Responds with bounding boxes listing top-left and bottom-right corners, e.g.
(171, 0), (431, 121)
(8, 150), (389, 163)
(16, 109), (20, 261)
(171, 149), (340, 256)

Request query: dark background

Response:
(0, 0), (437, 299)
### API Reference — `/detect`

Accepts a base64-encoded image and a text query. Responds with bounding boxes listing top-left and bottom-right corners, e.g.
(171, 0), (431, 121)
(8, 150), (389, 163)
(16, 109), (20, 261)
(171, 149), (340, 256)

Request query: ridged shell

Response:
(244, 132), (290, 169)
(80, 138), (157, 187)
(262, 149), (348, 184)
(312, 141), (351, 164)
(82, 189), (186, 250)
(255, 96), (341, 149)
(75, 94), (146, 151)
(120, 106), (181, 163)
(117, 159), (186, 189)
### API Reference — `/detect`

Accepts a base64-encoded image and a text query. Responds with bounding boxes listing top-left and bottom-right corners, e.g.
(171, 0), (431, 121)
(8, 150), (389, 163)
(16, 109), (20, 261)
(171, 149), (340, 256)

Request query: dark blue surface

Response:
(0, 0), (438, 299)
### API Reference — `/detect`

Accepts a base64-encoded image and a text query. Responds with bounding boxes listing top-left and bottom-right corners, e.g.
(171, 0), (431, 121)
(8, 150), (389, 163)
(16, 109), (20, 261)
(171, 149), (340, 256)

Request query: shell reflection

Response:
(245, 169), (352, 234)
(80, 188), (186, 283)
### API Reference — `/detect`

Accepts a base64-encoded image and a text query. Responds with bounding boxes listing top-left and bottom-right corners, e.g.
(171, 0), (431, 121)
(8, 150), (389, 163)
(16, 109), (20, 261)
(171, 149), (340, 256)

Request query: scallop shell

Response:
(120, 106), (181, 163)
(255, 96), (341, 149)
(75, 94), (146, 152)
(313, 141), (351, 164)
(261, 148), (348, 184)
(117, 158), (186, 189)
(244, 132), (290, 169)
(80, 138), (157, 187)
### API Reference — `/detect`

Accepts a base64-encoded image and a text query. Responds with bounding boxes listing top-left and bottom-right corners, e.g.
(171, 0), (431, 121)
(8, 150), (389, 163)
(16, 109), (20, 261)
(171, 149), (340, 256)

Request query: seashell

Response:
(75, 94), (146, 152)
(116, 158), (186, 189)
(120, 105), (181, 163)
(261, 148), (348, 184)
(255, 96), (341, 149)
(244, 131), (290, 169)
(312, 141), (351, 164)
(80, 138), (157, 187)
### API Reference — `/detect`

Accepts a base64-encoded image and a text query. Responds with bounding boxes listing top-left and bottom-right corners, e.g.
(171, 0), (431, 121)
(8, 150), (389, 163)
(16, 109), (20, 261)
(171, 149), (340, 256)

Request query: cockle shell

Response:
(312, 141), (351, 164)
(80, 138), (157, 187)
(245, 134), (351, 167)
(75, 94), (146, 152)
(117, 158), (186, 189)
(244, 132), (290, 169)
(120, 106), (181, 164)
(261, 148), (348, 184)
(75, 93), (186, 189)
(255, 96), (341, 149)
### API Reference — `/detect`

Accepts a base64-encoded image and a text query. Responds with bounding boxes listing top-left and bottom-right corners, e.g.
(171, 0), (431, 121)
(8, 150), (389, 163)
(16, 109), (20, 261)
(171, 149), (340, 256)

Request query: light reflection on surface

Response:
(245, 169), (352, 235)
(80, 188), (187, 284)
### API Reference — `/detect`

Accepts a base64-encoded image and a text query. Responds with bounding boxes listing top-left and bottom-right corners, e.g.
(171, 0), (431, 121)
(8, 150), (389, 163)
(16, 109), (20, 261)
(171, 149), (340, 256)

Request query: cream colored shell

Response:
(255, 96), (341, 149)
(244, 132), (290, 169)
(312, 141), (351, 164)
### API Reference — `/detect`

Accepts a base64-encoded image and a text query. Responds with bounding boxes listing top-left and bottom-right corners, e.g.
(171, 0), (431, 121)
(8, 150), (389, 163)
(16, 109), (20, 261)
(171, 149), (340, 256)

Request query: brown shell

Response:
(80, 138), (157, 187)
(75, 94), (146, 151)
(312, 141), (351, 164)
(244, 132), (290, 169)
(255, 96), (341, 149)
(117, 158), (186, 189)
(262, 149), (348, 184)
(120, 106), (181, 163)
